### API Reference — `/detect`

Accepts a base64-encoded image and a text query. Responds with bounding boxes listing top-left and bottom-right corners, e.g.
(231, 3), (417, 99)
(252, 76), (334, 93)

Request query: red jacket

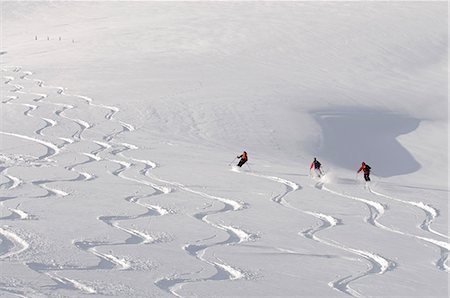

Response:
(239, 152), (247, 161)
(358, 164), (370, 174)
(310, 160), (321, 169)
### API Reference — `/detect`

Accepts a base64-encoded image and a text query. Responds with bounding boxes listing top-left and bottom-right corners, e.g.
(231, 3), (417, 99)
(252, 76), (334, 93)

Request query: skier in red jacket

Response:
(357, 162), (371, 182)
(237, 151), (248, 167)
(310, 157), (323, 178)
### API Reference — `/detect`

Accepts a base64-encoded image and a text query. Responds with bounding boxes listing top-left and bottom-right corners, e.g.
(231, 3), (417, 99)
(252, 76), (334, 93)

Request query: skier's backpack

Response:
(365, 164), (371, 171)
(315, 160), (321, 169)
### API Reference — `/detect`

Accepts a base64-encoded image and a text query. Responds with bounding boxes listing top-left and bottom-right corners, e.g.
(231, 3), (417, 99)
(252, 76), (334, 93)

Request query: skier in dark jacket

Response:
(357, 162), (371, 182)
(310, 157), (323, 177)
(237, 151), (248, 167)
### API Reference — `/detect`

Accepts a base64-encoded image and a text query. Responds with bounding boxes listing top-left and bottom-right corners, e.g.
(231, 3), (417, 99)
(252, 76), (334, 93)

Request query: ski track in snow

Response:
(0, 167), (23, 191)
(97, 194), (173, 246)
(93, 141), (180, 273)
(20, 70), (175, 287)
(25, 260), (98, 295)
(0, 288), (29, 298)
(35, 117), (57, 136)
(62, 92), (136, 144)
(107, 155), (171, 194)
(64, 94), (120, 122)
(367, 186), (450, 272)
(170, 205), (256, 294)
(0, 226), (30, 260)
(78, 164), (173, 278)
(368, 187), (449, 240)
(28, 239), (139, 295)
(0, 172), (34, 220)
(14, 69), (140, 188)
(0, 135), (67, 198)
(30, 179), (69, 198)
(0, 150), (38, 222)
(0, 131), (59, 160)
(148, 174), (250, 296)
(0, 204), (35, 221)
(22, 75), (91, 143)
(2, 72), (60, 143)
(72, 240), (132, 271)
(73, 147), (173, 280)
(321, 184), (449, 273)
(233, 167), (398, 298)
(21, 103), (37, 117)
(156, 167), (297, 296)
(4, 65), (445, 297)
(0, 67), (417, 297)
(300, 211), (395, 298)
(1, 63), (170, 294)
(1, 67), (142, 294)
(45, 273), (97, 294)
(155, 274), (195, 298)
(53, 103), (90, 141)
(153, 175), (244, 211)
(65, 165), (96, 182)
(2, 95), (18, 104)
(231, 167), (300, 206)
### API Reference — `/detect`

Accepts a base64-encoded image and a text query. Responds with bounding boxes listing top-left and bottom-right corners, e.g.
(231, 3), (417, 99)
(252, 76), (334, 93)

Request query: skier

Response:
(310, 157), (323, 177)
(236, 151), (248, 167)
(357, 162), (371, 182)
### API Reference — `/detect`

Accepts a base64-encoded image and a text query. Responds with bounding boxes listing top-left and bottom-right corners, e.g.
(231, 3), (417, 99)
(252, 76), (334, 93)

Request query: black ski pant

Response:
(364, 173), (371, 182)
(237, 159), (247, 167)
(314, 168), (322, 177)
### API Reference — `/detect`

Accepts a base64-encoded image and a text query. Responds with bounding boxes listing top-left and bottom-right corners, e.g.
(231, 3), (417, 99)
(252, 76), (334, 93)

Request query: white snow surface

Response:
(0, 2), (448, 297)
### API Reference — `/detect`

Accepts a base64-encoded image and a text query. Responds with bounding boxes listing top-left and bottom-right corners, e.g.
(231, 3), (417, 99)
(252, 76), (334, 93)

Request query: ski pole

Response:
(246, 163), (252, 172)
(228, 157), (237, 166)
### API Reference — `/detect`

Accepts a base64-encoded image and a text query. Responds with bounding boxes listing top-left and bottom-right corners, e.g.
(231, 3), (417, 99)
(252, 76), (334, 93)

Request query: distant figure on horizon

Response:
(310, 157), (323, 178)
(237, 151), (248, 167)
(357, 162), (371, 182)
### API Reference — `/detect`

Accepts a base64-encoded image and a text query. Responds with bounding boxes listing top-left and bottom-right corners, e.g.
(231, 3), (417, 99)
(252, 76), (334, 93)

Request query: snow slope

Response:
(0, 2), (448, 297)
